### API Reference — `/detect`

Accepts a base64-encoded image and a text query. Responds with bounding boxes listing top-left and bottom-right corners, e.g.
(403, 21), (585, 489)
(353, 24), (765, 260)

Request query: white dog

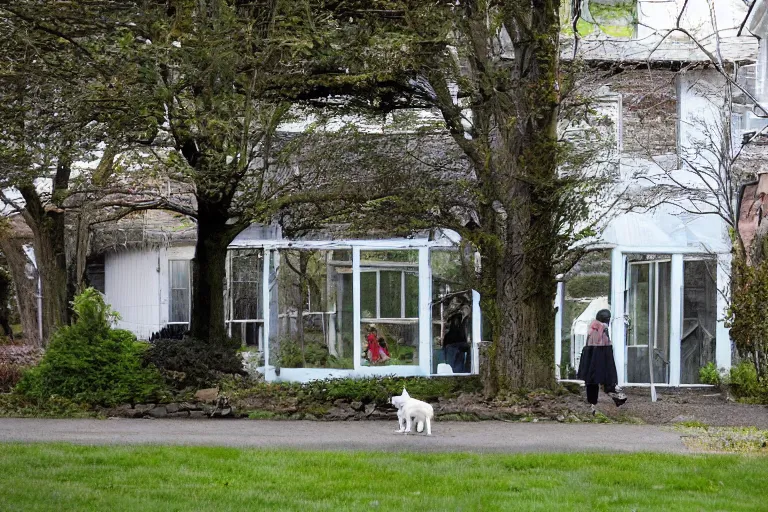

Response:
(389, 388), (434, 435)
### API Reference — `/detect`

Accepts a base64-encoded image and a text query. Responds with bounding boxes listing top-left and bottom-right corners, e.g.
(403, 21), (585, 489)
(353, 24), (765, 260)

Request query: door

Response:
(625, 260), (671, 384)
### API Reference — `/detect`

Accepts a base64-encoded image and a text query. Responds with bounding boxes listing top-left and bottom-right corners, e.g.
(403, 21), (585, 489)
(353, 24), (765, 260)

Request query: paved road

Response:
(0, 419), (689, 453)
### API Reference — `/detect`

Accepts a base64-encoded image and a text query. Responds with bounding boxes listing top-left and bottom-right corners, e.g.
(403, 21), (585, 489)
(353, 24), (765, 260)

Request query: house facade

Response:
(89, 0), (763, 386)
(554, 0), (766, 386)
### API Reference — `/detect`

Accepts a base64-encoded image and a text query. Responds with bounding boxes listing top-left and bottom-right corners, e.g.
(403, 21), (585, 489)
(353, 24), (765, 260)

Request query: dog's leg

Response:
(416, 420), (424, 433)
(425, 417), (431, 436)
(396, 409), (405, 433)
(404, 413), (412, 433)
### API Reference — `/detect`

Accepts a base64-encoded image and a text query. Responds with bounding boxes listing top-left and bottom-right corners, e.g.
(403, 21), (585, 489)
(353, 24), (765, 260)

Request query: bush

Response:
(145, 336), (246, 390)
(222, 375), (483, 409)
(727, 361), (768, 402)
(699, 362), (722, 386)
(15, 289), (163, 406)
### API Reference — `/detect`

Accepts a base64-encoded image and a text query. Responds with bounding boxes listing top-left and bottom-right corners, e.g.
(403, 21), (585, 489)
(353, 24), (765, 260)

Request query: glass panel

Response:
(626, 260), (671, 384)
(360, 272), (377, 318)
(272, 249), (353, 369)
(230, 249), (263, 320)
(561, 250), (611, 378)
(169, 260), (190, 323)
(405, 273), (419, 318)
(360, 250), (419, 367)
(431, 250), (472, 374)
(379, 271), (402, 318)
(681, 259), (718, 383)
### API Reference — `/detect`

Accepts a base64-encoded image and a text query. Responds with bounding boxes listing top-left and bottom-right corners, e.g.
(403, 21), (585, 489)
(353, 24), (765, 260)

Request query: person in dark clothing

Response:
(443, 314), (470, 373)
(577, 309), (626, 415)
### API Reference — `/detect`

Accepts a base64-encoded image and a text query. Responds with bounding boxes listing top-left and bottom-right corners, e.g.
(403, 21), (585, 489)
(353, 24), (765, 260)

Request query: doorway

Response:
(625, 260), (671, 384)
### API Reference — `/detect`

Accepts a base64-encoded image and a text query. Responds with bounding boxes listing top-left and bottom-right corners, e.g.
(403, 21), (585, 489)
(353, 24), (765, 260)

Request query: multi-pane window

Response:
(359, 250), (420, 366)
(227, 250), (263, 349)
(169, 260), (191, 324)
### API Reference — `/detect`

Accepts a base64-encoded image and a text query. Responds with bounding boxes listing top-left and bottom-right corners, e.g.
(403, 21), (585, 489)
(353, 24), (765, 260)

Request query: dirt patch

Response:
(593, 387), (768, 428)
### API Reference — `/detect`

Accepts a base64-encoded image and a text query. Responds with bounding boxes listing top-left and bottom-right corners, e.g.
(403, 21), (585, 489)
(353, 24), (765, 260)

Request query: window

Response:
(431, 249), (473, 374)
(169, 260), (190, 324)
(271, 249), (354, 369)
(227, 249), (263, 350)
(360, 250), (420, 367)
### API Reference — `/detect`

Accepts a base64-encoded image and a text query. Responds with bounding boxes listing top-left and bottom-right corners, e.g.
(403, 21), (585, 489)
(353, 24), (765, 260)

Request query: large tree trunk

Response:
(189, 208), (231, 342)
(461, 0), (561, 394)
(0, 236), (41, 347)
(17, 160), (75, 345)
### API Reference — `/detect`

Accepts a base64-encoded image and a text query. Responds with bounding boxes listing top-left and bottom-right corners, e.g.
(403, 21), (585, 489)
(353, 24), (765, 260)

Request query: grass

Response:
(1, 444), (767, 511)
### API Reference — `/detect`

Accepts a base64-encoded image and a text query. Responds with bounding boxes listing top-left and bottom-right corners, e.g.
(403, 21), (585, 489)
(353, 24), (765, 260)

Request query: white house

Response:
(88, 0), (762, 386)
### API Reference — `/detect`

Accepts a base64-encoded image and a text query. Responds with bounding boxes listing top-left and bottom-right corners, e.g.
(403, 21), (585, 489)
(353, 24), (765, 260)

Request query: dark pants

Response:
(586, 383), (617, 405)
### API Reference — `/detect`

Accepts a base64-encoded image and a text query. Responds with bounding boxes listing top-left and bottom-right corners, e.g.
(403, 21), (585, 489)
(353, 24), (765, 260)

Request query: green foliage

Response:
(698, 362), (722, 386)
(727, 257), (768, 383)
(145, 336), (246, 391)
(727, 362), (768, 403)
(15, 289), (163, 406)
(222, 375), (482, 410)
(565, 274), (609, 299)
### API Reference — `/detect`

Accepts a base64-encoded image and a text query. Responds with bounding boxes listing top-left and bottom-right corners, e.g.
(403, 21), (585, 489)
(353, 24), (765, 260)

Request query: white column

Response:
(554, 281), (564, 379)
(716, 252), (732, 371)
(353, 247), (362, 371)
(472, 289), (481, 374)
(418, 247), (431, 376)
(262, 249), (272, 380)
(610, 248), (626, 385)
(669, 254), (684, 386)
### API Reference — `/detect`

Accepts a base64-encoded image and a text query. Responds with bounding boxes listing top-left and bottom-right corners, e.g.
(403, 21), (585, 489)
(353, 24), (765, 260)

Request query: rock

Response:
(556, 414), (565, 423)
(167, 411), (189, 418)
(181, 402), (201, 412)
(327, 407), (354, 420)
(364, 404), (376, 416)
(133, 404), (154, 417)
(568, 414), (581, 423)
(351, 401), (364, 411)
(305, 414), (317, 421)
(194, 388), (219, 403)
(149, 406), (168, 418)
(189, 411), (206, 419)
(202, 404), (215, 416)
(334, 399), (346, 407)
(165, 403), (180, 414)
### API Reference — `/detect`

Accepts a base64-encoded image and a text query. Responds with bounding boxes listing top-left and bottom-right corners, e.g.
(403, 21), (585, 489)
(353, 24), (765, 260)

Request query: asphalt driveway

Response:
(0, 418), (689, 453)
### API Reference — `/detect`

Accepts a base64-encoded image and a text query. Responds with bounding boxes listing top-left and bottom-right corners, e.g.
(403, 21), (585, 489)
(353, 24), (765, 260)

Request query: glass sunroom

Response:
(554, 210), (732, 387)
(225, 225), (482, 382)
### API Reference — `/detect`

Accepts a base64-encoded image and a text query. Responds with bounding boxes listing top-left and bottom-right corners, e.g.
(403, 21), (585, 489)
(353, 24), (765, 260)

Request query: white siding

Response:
(104, 249), (162, 339)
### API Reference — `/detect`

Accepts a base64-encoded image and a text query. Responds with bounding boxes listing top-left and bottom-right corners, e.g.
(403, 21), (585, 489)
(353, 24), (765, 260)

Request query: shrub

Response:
(15, 288), (163, 406)
(699, 362), (722, 386)
(145, 336), (246, 390)
(727, 361), (766, 401)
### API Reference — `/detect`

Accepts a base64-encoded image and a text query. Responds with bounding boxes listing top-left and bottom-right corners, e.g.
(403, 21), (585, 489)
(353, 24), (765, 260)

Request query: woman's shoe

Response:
(590, 404), (597, 416)
(609, 392), (627, 407)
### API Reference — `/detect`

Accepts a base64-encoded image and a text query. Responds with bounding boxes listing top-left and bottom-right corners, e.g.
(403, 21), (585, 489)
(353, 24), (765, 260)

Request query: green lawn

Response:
(1, 444), (766, 511)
